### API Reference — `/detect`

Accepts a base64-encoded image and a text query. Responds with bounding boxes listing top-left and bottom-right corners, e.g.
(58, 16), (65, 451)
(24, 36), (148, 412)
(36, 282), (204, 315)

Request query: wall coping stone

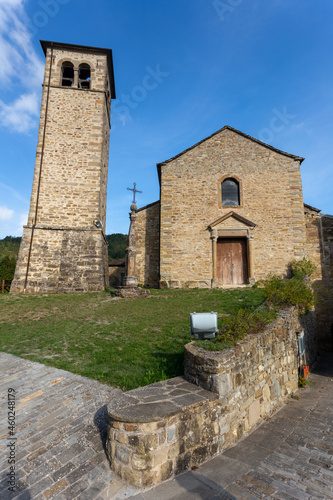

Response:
(107, 376), (218, 423)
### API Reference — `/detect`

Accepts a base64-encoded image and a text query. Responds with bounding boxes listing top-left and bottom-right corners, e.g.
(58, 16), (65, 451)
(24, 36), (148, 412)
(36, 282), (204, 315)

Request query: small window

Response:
(78, 63), (91, 89)
(61, 61), (74, 87)
(222, 178), (240, 206)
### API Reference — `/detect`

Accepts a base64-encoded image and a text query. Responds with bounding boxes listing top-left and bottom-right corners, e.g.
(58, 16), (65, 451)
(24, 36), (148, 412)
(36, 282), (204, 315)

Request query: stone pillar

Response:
(211, 228), (218, 288)
(73, 68), (79, 88)
(248, 233), (255, 284)
(123, 203), (138, 287)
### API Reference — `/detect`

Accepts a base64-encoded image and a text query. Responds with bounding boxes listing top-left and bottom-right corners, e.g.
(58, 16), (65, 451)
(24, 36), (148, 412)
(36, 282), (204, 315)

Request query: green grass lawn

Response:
(0, 288), (265, 390)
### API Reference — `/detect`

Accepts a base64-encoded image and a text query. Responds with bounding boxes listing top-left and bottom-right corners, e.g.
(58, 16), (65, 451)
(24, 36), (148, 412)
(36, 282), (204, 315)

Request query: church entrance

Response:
(216, 237), (248, 285)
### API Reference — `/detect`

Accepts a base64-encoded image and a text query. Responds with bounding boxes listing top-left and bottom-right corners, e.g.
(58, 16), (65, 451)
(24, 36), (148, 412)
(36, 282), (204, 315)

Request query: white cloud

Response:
(14, 211), (27, 235)
(0, 206), (14, 220)
(0, 0), (44, 133)
(0, 210), (27, 238)
(0, 182), (29, 202)
(0, 92), (40, 133)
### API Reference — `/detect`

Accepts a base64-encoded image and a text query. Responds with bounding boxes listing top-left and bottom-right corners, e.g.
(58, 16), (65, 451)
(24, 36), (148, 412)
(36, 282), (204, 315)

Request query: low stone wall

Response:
(106, 307), (317, 488)
(106, 378), (223, 487)
(185, 308), (316, 438)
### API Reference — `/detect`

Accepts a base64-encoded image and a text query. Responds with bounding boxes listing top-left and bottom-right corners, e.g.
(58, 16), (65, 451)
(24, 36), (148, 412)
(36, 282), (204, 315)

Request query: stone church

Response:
(134, 126), (333, 343)
(9, 40), (333, 345)
(134, 126), (330, 287)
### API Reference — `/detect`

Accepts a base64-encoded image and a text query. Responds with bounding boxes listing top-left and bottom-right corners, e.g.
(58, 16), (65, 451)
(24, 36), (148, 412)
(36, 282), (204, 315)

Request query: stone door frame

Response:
(210, 227), (255, 287)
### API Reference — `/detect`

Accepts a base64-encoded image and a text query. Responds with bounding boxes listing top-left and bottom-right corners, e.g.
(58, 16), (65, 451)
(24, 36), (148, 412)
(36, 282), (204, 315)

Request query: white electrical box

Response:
(190, 312), (218, 339)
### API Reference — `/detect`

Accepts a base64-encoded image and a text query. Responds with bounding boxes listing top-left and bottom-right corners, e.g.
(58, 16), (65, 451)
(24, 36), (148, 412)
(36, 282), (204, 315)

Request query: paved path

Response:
(0, 351), (333, 500)
(0, 353), (136, 499)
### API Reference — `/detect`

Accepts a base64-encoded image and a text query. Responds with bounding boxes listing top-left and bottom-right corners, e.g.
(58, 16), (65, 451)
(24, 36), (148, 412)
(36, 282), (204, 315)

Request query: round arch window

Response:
(78, 63), (91, 89)
(61, 61), (74, 87)
(221, 178), (240, 206)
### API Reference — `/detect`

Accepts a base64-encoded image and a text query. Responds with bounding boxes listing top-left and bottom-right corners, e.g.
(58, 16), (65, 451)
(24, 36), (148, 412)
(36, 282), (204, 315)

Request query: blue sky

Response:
(1, 0), (333, 238)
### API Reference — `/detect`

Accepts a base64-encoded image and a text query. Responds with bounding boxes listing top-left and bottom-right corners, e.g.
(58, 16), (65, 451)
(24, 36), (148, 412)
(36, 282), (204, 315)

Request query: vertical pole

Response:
(248, 234), (255, 284)
(211, 228), (218, 288)
(2, 280), (4, 294)
(24, 43), (54, 292)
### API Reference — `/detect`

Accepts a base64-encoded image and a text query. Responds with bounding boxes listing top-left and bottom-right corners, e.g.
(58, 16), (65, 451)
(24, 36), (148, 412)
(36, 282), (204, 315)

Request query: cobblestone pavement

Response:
(0, 352), (136, 500)
(1, 351), (333, 500)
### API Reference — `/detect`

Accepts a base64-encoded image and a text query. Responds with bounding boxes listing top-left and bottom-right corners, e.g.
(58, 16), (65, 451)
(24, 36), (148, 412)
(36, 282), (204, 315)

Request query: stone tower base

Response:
(11, 227), (108, 293)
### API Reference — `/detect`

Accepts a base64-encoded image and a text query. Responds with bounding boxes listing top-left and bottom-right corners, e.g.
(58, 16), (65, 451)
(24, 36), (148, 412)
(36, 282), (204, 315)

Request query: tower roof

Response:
(40, 40), (116, 98)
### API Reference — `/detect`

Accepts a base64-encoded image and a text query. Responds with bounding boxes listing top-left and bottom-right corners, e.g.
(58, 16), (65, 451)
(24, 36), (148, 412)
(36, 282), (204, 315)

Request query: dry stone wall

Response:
(106, 307), (317, 488)
(185, 307), (316, 406)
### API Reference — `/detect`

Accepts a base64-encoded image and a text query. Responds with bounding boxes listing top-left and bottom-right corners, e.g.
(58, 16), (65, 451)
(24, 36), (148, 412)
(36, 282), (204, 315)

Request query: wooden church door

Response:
(217, 238), (248, 285)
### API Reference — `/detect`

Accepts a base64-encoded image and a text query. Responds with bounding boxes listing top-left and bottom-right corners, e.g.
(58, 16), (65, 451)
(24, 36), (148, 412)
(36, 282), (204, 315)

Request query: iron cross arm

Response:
(127, 182), (142, 204)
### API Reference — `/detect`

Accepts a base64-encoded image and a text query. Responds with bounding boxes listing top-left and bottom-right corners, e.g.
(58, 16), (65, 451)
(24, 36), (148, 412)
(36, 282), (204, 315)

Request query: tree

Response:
(106, 233), (128, 260)
(0, 256), (17, 281)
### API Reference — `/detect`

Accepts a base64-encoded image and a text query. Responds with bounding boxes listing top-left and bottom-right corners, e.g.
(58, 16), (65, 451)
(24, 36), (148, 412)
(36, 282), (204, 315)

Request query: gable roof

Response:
(304, 203), (321, 213)
(157, 126), (304, 177)
(208, 211), (256, 229)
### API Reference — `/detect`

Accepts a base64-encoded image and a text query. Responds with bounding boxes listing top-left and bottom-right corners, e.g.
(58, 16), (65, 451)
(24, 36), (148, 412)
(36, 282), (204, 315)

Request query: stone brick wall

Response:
(11, 43), (112, 293)
(305, 208), (333, 348)
(109, 262), (125, 287)
(135, 127), (307, 289)
(10, 228), (107, 293)
(106, 307), (317, 488)
(106, 381), (224, 488)
(159, 128), (306, 288)
(136, 201), (160, 287)
(185, 308), (316, 430)
(304, 206), (323, 281)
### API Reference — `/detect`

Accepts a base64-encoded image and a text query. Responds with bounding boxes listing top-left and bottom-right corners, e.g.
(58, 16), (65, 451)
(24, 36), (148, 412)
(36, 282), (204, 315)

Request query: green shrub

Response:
(215, 307), (276, 345)
(201, 259), (316, 351)
(262, 273), (314, 312)
(290, 257), (317, 280)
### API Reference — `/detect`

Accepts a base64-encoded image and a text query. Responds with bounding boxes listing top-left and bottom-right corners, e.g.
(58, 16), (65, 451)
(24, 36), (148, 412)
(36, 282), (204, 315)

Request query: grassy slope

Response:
(0, 288), (265, 390)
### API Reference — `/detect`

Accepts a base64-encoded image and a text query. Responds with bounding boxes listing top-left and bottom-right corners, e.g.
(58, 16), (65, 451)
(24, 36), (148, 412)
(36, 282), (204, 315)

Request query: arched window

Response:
(78, 63), (91, 89)
(61, 61), (74, 87)
(221, 178), (240, 206)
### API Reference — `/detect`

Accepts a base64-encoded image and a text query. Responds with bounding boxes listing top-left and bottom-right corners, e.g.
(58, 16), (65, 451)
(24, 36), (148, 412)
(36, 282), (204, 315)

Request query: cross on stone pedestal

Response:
(127, 182), (142, 205)
(123, 183), (142, 288)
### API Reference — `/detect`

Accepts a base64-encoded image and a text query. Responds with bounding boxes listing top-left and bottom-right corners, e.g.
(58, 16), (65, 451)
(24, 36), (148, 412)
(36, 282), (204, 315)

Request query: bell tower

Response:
(11, 41), (116, 293)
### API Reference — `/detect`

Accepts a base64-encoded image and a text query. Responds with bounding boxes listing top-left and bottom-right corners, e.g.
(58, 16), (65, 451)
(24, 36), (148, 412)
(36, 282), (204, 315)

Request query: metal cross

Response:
(127, 182), (142, 204)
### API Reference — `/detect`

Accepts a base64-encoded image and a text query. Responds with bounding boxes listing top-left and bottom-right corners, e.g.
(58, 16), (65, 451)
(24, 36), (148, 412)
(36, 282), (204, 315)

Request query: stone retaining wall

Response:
(106, 307), (317, 488)
(106, 378), (223, 488)
(185, 308), (316, 442)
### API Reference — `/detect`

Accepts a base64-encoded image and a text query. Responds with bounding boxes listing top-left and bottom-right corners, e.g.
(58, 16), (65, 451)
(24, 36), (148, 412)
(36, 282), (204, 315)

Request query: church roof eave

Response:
(156, 126), (305, 175)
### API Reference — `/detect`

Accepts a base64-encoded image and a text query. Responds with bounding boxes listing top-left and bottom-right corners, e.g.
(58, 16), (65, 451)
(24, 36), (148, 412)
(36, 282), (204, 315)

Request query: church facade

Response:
(134, 126), (333, 345)
(135, 126), (308, 288)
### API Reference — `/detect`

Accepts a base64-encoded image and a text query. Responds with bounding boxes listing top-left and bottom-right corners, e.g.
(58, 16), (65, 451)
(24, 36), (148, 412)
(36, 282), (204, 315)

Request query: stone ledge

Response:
(107, 377), (218, 423)
(110, 287), (151, 299)
(106, 377), (222, 487)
